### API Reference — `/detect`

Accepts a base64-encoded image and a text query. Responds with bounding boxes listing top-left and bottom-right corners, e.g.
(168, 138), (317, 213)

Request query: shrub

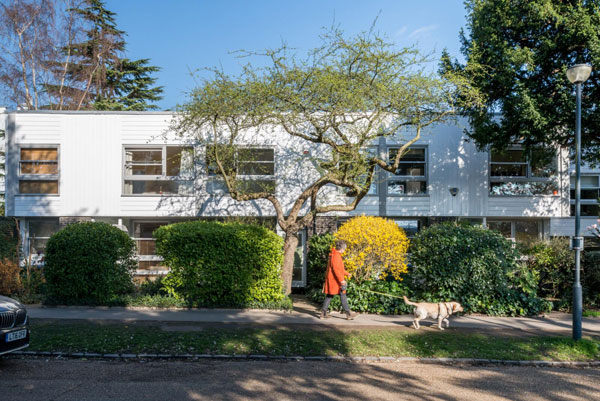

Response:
(44, 222), (137, 304)
(0, 217), (19, 261)
(520, 238), (573, 300)
(155, 221), (286, 308)
(409, 222), (550, 316)
(584, 251), (600, 306)
(0, 258), (22, 296)
(306, 233), (335, 291)
(308, 279), (413, 314)
(335, 216), (410, 282)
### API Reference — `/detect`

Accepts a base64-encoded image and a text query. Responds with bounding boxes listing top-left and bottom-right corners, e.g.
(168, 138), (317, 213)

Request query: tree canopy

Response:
(0, 0), (162, 110)
(174, 28), (477, 293)
(441, 0), (600, 163)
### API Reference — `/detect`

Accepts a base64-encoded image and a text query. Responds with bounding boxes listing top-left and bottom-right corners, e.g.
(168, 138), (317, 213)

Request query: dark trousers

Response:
(322, 290), (350, 313)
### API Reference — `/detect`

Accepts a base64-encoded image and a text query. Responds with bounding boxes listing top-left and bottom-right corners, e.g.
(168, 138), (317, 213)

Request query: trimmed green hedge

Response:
(154, 221), (286, 308)
(409, 222), (550, 316)
(44, 222), (137, 305)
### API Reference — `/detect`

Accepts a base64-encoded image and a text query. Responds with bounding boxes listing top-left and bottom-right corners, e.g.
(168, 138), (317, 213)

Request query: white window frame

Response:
(570, 174), (600, 217)
(487, 219), (544, 242)
(205, 146), (276, 194)
(386, 146), (428, 196)
(122, 145), (194, 196)
(489, 148), (559, 196)
(17, 144), (60, 196)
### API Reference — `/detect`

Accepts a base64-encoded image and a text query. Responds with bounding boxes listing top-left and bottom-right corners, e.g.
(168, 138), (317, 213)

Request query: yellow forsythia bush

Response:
(335, 216), (409, 282)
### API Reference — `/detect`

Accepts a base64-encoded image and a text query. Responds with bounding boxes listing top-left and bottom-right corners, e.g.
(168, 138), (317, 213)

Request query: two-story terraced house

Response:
(2, 110), (599, 287)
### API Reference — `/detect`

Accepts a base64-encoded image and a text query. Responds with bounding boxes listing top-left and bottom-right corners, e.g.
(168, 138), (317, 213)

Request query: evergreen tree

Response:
(45, 0), (162, 110)
(441, 0), (600, 163)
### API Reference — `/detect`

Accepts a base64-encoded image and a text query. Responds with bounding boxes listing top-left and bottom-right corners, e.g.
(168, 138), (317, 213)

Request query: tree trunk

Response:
(281, 232), (299, 295)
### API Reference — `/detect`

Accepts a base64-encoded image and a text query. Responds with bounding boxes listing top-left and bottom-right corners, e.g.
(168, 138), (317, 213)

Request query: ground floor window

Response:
(292, 230), (306, 288)
(132, 221), (171, 271)
(487, 219), (543, 243)
(26, 218), (60, 265)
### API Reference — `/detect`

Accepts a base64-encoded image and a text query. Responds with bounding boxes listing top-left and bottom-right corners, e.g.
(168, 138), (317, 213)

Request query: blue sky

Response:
(105, 0), (468, 110)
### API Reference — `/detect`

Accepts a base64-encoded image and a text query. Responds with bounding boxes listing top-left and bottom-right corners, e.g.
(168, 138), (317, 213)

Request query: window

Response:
(292, 231), (306, 287)
(18, 146), (59, 194)
(487, 219), (542, 243)
(489, 148), (558, 196)
(394, 220), (420, 238)
(123, 146), (194, 195)
(27, 219), (60, 265)
(133, 221), (170, 270)
(570, 175), (600, 217)
(206, 146), (275, 194)
(387, 147), (427, 195)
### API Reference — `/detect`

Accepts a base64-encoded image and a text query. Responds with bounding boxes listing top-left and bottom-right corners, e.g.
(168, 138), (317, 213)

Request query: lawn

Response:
(28, 320), (600, 362)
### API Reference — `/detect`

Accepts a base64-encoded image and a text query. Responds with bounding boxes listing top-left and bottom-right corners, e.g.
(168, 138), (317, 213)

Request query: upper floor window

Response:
(387, 147), (427, 195)
(570, 175), (600, 216)
(123, 146), (194, 195)
(18, 146), (59, 195)
(489, 148), (558, 196)
(206, 146), (275, 194)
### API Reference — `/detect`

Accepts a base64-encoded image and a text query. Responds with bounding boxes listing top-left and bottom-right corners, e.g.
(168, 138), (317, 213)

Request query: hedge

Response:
(409, 222), (550, 316)
(44, 222), (137, 304)
(154, 221), (286, 308)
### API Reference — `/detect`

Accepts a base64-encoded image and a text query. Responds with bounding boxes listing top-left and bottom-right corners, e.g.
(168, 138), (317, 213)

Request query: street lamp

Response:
(566, 63), (592, 341)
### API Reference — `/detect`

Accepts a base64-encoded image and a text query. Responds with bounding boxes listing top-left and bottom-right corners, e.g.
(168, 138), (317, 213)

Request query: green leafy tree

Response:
(0, 0), (162, 110)
(441, 0), (600, 163)
(48, 0), (163, 110)
(174, 28), (479, 293)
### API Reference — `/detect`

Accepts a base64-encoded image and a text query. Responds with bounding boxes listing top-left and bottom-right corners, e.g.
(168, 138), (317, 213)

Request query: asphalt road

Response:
(1, 358), (599, 401)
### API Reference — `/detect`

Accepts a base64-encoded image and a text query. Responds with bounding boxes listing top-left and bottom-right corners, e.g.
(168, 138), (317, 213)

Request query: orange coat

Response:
(322, 248), (350, 295)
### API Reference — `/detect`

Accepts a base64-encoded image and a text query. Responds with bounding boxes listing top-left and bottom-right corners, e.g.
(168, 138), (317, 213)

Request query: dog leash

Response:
(353, 288), (406, 299)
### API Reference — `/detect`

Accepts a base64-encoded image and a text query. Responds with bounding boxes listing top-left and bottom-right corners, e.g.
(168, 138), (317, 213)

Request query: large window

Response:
(489, 149), (558, 196)
(18, 146), (59, 194)
(123, 146), (194, 195)
(206, 146), (275, 194)
(487, 219), (542, 243)
(387, 147), (427, 195)
(570, 175), (600, 216)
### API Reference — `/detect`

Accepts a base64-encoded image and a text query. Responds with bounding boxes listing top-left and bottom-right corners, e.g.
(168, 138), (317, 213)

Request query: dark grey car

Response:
(0, 295), (30, 356)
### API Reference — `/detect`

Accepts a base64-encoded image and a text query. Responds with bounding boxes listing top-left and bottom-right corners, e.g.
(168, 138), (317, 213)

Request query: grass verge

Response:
(39, 294), (294, 311)
(28, 321), (600, 361)
(583, 310), (600, 318)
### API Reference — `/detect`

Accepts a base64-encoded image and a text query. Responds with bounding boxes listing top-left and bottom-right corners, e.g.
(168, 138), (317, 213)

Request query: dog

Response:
(403, 296), (463, 330)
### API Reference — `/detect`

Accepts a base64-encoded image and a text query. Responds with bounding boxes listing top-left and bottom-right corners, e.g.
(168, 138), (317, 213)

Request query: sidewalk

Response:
(26, 301), (600, 335)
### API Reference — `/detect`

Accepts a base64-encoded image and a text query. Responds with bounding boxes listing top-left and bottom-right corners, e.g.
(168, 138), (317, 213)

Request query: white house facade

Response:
(2, 110), (599, 287)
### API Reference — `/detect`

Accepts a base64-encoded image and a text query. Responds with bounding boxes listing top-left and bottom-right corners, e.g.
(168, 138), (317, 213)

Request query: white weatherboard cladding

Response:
(550, 217), (599, 237)
(6, 111), (582, 223)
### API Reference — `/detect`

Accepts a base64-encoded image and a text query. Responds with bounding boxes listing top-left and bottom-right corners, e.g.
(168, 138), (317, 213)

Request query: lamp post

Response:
(566, 63), (592, 341)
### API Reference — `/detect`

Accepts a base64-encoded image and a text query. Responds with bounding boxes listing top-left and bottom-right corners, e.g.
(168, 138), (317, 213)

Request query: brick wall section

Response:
(306, 216), (339, 238)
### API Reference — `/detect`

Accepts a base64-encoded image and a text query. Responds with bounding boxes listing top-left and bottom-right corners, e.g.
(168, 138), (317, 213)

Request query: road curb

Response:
(8, 351), (600, 368)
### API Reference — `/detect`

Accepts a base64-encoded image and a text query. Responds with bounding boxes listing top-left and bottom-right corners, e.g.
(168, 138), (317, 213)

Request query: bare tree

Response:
(0, 0), (56, 109)
(174, 28), (481, 294)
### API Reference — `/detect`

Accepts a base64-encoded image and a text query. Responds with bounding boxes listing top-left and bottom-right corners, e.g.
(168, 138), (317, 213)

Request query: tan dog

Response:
(403, 296), (463, 330)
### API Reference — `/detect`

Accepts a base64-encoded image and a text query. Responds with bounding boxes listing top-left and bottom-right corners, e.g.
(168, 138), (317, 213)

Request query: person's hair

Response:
(335, 240), (347, 250)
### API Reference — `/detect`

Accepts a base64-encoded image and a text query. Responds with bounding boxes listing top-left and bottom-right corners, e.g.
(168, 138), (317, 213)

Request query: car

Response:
(0, 295), (30, 356)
